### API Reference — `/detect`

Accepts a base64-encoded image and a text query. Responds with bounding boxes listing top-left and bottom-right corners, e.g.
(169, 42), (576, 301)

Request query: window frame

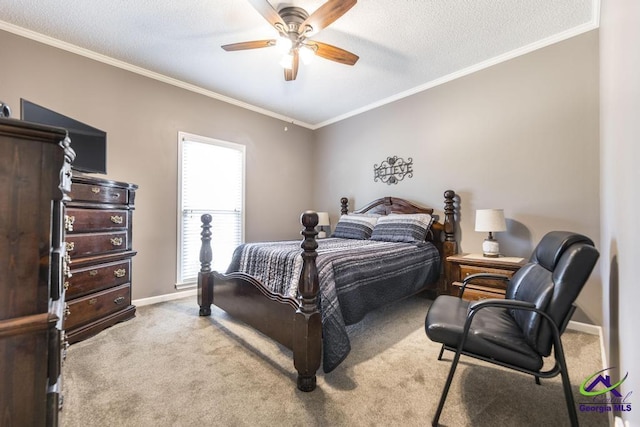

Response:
(176, 131), (246, 289)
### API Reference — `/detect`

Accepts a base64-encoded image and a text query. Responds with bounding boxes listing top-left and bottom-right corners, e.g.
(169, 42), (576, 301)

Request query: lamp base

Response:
(482, 238), (500, 258)
(318, 231), (327, 239)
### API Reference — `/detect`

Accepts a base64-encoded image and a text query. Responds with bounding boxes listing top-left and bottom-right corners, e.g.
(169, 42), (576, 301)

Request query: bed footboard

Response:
(197, 212), (322, 392)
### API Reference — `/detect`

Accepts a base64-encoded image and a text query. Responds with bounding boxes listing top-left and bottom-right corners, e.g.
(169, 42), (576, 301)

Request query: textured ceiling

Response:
(0, 1), (598, 129)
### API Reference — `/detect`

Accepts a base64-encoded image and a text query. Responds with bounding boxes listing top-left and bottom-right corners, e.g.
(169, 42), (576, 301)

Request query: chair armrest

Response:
(458, 273), (510, 298)
(469, 298), (535, 312)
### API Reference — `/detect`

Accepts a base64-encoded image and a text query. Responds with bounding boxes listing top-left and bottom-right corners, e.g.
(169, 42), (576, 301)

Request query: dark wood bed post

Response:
(442, 190), (457, 294)
(340, 197), (349, 215)
(198, 214), (214, 316)
(293, 211), (322, 392)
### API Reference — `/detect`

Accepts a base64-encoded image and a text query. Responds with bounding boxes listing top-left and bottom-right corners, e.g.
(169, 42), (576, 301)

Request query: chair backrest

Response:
(505, 231), (599, 356)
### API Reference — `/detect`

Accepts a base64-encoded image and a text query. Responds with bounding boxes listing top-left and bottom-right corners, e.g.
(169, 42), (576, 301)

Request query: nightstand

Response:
(447, 253), (527, 301)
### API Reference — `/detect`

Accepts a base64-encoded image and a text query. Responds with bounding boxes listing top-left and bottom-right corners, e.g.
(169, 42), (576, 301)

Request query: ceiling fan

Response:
(222, 0), (359, 81)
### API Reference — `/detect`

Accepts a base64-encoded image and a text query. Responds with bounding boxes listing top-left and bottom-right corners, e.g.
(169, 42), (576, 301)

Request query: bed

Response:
(197, 191), (457, 391)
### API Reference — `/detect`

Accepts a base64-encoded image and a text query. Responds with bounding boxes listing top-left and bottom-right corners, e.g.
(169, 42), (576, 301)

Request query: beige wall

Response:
(1, 28), (603, 326)
(600, 1), (640, 424)
(313, 31), (601, 324)
(0, 30), (315, 300)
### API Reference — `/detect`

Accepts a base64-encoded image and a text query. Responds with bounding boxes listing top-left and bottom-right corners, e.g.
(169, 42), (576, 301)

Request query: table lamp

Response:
(475, 209), (507, 257)
(316, 212), (330, 238)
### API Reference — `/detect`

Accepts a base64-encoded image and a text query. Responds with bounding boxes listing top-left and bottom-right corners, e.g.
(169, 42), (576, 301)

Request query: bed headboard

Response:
(339, 191), (458, 295)
(344, 196), (434, 216)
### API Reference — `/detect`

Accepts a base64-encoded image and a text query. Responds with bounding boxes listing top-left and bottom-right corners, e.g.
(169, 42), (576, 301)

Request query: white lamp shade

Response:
(475, 209), (507, 232)
(316, 212), (330, 227)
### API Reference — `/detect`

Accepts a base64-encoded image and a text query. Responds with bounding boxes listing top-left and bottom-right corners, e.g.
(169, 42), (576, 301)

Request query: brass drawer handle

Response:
(63, 260), (72, 279)
(64, 281), (70, 291)
(114, 296), (125, 305)
(64, 215), (75, 231)
(64, 304), (71, 319)
(114, 268), (126, 278)
(110, 237), (123, 246)
(65, 241), (75, 251)
(88, 298), (98, 305)
(110, 215), (123, 224)
(62, 332), (69, 363)
(91, 187), (101, 194)
(89, 269), (98, 276)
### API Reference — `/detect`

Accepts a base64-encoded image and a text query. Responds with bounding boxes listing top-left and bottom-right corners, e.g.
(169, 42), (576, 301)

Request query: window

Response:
(177, 132), (245, 288)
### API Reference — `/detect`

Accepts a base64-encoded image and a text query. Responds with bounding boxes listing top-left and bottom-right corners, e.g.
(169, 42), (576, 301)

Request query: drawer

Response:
(67, 259), (131, 299)
(65, 283), (131, 330)
(65, 208), (128, 232)
(452, 281), (506, 301)
(459, 265), (516, 289)
(70, 182), (127, 204)
(66, 231), (128, 257)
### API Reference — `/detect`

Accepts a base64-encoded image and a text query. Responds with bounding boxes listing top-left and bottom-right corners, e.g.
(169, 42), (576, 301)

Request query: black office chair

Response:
(425, 231), (599, 427)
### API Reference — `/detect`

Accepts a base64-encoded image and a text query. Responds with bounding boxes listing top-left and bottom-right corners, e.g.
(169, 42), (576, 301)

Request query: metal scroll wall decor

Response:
(374, 156), (413, 185)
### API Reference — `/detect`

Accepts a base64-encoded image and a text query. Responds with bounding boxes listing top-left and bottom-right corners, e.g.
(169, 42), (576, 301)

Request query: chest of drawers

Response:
(64, 174), (138, 343)
(0, 118), (73, 426)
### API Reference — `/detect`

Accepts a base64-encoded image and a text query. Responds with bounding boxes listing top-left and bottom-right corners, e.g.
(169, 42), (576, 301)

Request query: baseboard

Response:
(132, 288), (197, 307)
(566, 320), (601, 335)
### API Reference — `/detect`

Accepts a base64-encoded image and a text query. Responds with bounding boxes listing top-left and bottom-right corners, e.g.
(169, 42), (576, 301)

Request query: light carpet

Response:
(60, 295), (608, 426)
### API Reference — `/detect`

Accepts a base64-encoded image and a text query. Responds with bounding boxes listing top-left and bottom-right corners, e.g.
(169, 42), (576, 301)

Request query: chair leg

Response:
(560, 371), (578, 427)
(535, 376), (541, 385)
(555, 343), (579, 427)
(437, 344), (445, 360)
(432, 348), (463, 426)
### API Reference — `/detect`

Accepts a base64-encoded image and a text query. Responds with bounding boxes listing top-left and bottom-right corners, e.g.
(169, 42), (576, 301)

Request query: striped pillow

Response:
(331, 214), (379, 240)
(370, 213), (434, 243)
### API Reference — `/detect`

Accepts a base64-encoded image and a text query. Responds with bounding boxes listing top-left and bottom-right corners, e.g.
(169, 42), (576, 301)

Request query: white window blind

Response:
(178, 132), (245, 287)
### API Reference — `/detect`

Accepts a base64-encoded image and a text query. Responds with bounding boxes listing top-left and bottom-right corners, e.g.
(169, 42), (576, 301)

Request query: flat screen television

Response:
(21, 99), (107, 174)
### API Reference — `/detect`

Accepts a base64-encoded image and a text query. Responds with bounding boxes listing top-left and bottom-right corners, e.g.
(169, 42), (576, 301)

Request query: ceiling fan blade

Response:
(247, 0), (287, 34)
(284, 50), (299, 81)
(221, 40), (275, 51)
(311, 41), (359, 65)
(299, 0), (357, 37)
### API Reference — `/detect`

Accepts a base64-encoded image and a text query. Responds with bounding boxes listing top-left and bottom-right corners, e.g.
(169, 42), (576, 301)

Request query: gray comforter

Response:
(227, 237), (440, 372)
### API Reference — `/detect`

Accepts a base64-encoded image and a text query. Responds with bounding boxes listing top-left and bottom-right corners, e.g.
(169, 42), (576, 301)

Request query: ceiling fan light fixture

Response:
(279, 52), (294, 69)
(275, 36), (293, 53)
(299, 45), (316, 65)
(223, 0), (359, 81)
